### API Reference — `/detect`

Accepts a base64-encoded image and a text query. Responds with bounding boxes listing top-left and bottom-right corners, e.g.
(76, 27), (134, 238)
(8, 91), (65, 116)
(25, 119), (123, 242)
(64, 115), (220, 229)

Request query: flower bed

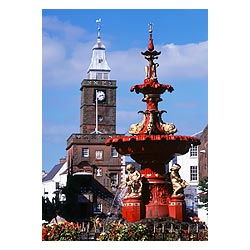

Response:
(96, 219), (208, 241)
(42, 222), (82, 241)
(97, 222), (150, 241)
(42, 219), (208, 241)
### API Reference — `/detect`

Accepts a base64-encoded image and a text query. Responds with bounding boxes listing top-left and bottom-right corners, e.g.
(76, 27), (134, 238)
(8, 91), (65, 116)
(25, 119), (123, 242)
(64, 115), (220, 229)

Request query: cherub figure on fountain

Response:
(170, 164), (189, 198)
(119, 163), (142, 198)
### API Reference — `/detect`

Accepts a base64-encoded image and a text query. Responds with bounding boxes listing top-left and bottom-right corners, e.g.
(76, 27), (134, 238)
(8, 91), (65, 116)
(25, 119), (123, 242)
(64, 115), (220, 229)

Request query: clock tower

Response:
(80, 19), (116, 134)
(66, 19), (124, 219)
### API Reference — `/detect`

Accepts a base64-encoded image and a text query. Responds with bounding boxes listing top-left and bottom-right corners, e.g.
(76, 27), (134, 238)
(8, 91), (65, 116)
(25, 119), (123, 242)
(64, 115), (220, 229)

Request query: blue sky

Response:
(42, 9), (208, 172)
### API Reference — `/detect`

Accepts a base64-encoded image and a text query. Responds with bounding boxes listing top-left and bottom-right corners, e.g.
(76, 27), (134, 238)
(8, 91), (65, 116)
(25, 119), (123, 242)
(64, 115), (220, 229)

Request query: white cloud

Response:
(109, 41), (207, 82)
(43, 16), (87, 41)
(108, 49), (145, 82)
(42, 16), (93, 87)
(158, 42), (208, 79)
(42, 33), (66, 67)
(42, 16), (207, 87)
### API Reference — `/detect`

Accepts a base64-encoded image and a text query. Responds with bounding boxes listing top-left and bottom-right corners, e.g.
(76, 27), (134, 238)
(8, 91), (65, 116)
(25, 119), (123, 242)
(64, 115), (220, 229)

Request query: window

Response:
(96, 73), (102, 80)
(190, 166), (198, 181)
(190, 145), (198, 157)
(103, 73), (109, 80)
(96, 168), (103, 177)
(82, 148), (89, 157)
(111, 147), (118, 157)
(95, 150), (103, 160)
(94, 203), (102, 213)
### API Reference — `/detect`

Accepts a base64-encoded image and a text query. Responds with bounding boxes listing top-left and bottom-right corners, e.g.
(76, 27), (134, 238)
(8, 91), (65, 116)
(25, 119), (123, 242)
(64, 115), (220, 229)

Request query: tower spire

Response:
(87, 18), (111, 79)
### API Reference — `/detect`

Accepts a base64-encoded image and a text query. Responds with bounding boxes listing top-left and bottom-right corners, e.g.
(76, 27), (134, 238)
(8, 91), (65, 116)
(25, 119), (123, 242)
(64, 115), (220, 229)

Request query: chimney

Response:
(59, 157), (66, 164)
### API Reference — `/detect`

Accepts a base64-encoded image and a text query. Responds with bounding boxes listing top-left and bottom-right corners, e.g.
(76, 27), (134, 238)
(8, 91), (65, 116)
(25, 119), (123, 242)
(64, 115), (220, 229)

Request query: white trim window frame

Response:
(82, 148), (89, 157)
(190, 145), (198, 157)
(95, 150), (103, 160)
(190, 165), (198, 181)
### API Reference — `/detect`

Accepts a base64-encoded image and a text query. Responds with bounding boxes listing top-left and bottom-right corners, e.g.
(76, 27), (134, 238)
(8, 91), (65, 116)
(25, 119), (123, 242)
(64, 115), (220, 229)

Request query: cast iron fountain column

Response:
(106, 24), (200, 222)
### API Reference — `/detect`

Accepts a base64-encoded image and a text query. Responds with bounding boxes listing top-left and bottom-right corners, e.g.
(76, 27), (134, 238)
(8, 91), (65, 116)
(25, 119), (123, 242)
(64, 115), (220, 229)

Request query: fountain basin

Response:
(106, 134), (200, 164)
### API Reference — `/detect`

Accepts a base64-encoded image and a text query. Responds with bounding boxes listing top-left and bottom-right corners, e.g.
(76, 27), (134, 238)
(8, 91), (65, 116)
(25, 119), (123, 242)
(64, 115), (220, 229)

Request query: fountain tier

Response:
(106, 134), (199, 165)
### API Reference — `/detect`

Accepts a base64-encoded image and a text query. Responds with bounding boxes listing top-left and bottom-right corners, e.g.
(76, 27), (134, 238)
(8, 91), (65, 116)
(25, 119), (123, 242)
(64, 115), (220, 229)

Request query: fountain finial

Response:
(141, 23), (160, 70)
(149, 22), (153, 33)
(130, 24), (173, 96)
(148, 22), (154, 51)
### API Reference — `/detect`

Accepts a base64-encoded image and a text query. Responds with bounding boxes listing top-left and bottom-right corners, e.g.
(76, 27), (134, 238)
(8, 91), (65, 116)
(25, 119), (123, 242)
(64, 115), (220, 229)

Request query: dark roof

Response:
(42, 163), (64, 182)
(68, 174), (114, 199)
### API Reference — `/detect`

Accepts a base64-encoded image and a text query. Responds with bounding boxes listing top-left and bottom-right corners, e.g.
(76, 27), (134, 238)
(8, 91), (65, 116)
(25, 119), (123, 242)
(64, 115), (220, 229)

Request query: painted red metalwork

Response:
(168, 196), (187, 222)
(105, 24), (200, 222)
(121, 197), (143, 222)
(130, 80), (174, 95)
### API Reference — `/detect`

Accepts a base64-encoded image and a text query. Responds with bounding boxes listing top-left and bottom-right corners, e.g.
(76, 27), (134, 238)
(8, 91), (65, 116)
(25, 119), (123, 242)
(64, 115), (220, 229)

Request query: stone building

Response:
(198, 125), (208, 181)
(65, 20), (125, 220)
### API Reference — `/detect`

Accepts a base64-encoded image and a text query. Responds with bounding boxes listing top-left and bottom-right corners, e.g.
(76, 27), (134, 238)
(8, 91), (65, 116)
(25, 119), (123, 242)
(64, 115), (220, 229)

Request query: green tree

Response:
(197, 176), (208, 211)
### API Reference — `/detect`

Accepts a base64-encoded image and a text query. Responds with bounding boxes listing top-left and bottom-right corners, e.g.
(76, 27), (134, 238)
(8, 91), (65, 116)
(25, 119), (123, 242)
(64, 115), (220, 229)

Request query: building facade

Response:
(42, 158), (68, 202)
(65, 20), (124, 220)
(168, 126), (208, 224)
(169, 138), (201, 214)
(42, 158), (68, 221)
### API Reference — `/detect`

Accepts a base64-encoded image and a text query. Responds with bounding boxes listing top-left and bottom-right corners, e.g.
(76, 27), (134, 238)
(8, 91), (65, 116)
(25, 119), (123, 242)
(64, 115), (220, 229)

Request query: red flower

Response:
(192, 217), (200, 222)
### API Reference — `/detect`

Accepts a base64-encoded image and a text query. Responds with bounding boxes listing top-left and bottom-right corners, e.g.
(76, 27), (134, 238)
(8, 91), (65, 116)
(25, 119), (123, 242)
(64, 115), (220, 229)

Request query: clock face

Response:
(96, 90), (106, 101)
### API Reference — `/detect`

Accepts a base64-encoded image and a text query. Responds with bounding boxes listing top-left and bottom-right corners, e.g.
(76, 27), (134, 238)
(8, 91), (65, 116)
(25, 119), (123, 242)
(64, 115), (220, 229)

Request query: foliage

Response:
(96, 220), (208, 241)
(197, 176), (208, 211)
(97, 222), (150, 241)
(42, 222), (82, 241)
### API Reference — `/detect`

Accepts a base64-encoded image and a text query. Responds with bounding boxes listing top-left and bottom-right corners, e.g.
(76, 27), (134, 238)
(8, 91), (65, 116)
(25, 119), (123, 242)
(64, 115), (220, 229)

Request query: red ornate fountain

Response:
(106, 24), (200, 222)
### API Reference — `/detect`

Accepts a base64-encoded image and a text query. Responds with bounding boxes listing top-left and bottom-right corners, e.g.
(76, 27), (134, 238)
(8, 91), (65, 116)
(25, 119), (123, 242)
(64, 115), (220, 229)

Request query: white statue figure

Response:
(170, 164), (189, 197)
(119, 164), (142, 198)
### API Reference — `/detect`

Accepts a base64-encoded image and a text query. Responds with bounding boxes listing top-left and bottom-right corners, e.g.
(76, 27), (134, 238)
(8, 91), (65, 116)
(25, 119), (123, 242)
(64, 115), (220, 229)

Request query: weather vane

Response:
(96, 18), (101, 30)
(96, 18), (101, 39)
